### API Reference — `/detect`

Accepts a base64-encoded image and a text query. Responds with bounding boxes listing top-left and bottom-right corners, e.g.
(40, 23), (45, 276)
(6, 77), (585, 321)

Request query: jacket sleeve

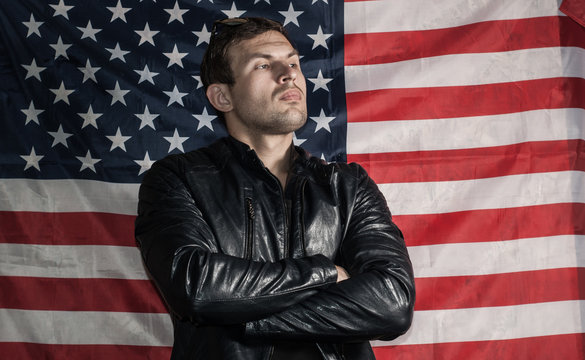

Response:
(135, 159), (338, 326)
(244, 165), (415, 342)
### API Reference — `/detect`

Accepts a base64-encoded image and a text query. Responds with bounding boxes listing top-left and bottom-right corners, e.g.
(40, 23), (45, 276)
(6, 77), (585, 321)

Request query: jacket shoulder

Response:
(297, 149), (370, 187)
(332, 161), (369, 179)
(152, 138), (230, 172)
(140, 138), (231, 192)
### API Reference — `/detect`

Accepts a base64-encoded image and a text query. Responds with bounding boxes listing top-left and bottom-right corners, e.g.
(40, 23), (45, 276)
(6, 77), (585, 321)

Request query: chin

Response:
(283, 111), (307, 131)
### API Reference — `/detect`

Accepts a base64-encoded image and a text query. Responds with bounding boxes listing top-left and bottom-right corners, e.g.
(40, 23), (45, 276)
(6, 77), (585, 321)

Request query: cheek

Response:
(297, 74), (307, 93)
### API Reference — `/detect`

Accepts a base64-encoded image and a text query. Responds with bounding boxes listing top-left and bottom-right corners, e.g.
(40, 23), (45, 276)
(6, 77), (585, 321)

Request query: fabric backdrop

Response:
(1, 0), (584, 359)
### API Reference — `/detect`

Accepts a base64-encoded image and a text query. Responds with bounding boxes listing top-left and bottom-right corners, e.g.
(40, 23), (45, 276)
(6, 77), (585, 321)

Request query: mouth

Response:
(278, 89), (303, 101)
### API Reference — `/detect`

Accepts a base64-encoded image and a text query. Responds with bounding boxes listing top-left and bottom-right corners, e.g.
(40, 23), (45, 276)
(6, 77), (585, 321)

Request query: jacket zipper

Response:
(267, 171), (290, 259)
(267, 345), (275, 360)
(299, 178), (307, 256)
(245, 197), (254, 259)
(283, 195), (290, 258)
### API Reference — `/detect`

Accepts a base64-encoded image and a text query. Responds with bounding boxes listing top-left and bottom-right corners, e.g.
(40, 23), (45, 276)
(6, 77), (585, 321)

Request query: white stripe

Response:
(0, 308), (173, 346)
(381, 170), (585, 215)
(347, 108), (585, 153)
(345, 0), (563, 34)
(0, 178), (139, 215)
(409, 235), (585, 278)
(345, 47), (585, 93)
(0, 244), (148, 280)
(2, 234), (581, 284)
(372, 300), (585, 346)
(2, 171), (583, 219)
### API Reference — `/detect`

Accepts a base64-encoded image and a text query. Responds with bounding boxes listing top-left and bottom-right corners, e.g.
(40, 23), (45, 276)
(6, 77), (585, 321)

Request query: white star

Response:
(164, 1), (189, 24)
(50, 81), (75, 104)
(77, 20), (101, 41)
(106, 127), (132, 151)
(308, 70), (332, 92)
(163, 44), (188, 68)
(135, 23), (159, 46)
(164, 129), (189, 153)
(307, 26), (332, 50)
(107, 0), (131, 23)
(135, 105), (159, 130)
(22, 59), (46, 81)
(50, 36), (72, 59)
(135, 152), (155, 175)
(106, 81), (130, 105)
(293, 131), (306, 146)
(312, 0), (328, 3)
(77, 59), (100, 83)
(163, 85), (188, 106)
(279, 3), (303, 27)
(106, 42), (130, 62)
(23, 14), (43, 38)
(310, 109), (335, 132)
(193, 107), (216, 131)
(78, 105), (102, 129)
(21, 147), (44, 171)
(254, 0), (271, 3)
(222, 3), (246, 18)
(76, 150), (101, 173)
(50, 0), (74, 19)
(21, 101), (44, 125)
(134, 64), (159, 84)
(48, 124), (73, 147)
(192, 24), (211, 46)
(192, 75), (203, 89)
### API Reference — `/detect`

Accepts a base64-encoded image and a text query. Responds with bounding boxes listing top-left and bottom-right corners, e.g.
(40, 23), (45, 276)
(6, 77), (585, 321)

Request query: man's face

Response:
(225, 31), (307, 135)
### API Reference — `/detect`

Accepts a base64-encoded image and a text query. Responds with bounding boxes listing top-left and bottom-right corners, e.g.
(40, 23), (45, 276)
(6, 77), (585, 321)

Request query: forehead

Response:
(229, 31), (296, 62)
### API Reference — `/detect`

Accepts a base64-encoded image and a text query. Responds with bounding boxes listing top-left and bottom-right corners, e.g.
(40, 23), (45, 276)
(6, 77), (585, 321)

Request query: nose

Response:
(277, 63), (298, 84)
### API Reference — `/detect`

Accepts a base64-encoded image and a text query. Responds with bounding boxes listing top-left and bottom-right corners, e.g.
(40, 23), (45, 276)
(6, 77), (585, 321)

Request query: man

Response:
(135, 17), (415, 360)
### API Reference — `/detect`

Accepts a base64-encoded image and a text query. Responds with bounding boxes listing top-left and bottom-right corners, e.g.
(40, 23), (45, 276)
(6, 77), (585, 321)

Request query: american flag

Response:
(0, 0), (584, 359)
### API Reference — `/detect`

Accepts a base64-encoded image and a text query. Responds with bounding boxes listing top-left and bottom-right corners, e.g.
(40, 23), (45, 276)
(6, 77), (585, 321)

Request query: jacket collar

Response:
(225, 136), (334, 185)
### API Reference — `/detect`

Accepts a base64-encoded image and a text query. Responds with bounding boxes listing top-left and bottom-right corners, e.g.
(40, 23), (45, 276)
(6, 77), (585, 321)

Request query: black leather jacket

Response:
(135, 137), (415, 360)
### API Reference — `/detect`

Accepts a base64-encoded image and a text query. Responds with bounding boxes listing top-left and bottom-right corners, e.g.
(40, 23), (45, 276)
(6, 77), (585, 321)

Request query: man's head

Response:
(200, 17), (307, 136)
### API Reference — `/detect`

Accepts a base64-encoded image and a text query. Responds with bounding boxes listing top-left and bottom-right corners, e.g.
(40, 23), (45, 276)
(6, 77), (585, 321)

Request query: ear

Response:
(206, 84), (233, 113)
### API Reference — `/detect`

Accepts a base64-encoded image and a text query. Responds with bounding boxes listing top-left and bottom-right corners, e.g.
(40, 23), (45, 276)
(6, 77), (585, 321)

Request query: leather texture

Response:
(135, 136), (415, 360)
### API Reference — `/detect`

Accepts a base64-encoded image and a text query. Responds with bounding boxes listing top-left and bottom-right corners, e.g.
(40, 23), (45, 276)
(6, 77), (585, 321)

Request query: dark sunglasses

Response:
(211, 17), (249, 37)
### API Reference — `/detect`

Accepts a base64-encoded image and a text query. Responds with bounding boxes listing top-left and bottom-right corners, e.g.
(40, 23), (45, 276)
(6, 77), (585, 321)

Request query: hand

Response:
(335, 265), (350, 283)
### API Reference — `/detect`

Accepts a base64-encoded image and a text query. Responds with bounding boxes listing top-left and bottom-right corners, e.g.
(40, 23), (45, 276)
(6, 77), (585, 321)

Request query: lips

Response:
(279, 89), (302, 101)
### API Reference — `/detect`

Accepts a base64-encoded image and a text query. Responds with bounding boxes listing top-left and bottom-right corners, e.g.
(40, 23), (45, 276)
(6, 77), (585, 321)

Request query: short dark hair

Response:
(200, 17), (293, 91)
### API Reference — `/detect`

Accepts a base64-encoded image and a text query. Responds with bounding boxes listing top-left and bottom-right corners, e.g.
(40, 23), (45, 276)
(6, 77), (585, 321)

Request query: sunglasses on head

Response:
(211, 17), (249, 37)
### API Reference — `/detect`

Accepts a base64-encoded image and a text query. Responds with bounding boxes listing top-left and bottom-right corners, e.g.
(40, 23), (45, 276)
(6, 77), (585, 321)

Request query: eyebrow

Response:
(242, 49), (300, 64)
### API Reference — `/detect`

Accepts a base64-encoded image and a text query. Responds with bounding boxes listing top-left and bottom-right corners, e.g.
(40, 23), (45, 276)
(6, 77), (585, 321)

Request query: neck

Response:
(233, 132), (295, 188)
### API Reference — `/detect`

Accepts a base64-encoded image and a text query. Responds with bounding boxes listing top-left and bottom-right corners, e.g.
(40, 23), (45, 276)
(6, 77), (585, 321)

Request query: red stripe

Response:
(0, 343), (171, 360)
(345, 16), (585, 66)
(394, 203), (585, 247)
(0, 277), (167, 313)
(2, 264), (582, 314)
(0, 211), (136, 246)
(346, 77), (585, 122)
(349, 140), (585, 183)
(561, 0), (585, 28)
(373, 333), (585, 360)
(415, 267), (585, 311)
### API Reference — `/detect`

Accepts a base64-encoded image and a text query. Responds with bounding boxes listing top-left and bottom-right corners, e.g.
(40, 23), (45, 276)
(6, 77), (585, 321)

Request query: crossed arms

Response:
(135, 160), (415, 342)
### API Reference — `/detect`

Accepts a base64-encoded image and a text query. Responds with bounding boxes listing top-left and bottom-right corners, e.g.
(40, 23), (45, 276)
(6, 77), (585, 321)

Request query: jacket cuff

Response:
(311, 254), (338, 285)
(244, 254), (337, 337)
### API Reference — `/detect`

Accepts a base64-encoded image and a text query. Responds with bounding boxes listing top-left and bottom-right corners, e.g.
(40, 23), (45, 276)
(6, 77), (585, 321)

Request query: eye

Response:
(256, 64), (269, 70)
